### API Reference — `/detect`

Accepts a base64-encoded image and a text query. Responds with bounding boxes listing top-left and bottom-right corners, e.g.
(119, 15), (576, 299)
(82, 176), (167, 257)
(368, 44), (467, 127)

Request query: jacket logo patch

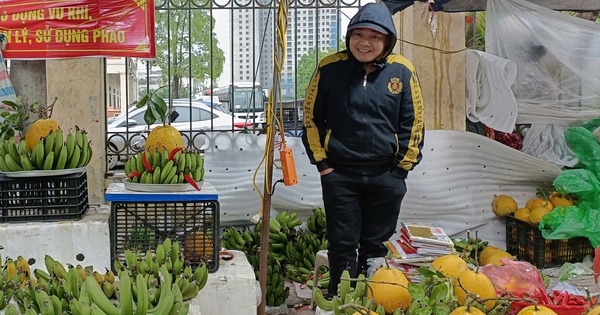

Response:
(388, 78), (402, 94)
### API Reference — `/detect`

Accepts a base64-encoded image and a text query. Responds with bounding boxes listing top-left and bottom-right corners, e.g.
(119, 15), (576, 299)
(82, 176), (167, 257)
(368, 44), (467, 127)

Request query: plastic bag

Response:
(480, 258), (550, 302)
(539, 123), (600, 247)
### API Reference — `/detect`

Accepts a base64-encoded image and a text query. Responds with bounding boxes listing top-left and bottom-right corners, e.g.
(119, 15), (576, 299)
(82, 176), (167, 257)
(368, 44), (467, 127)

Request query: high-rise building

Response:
(232, 6), (342, 97)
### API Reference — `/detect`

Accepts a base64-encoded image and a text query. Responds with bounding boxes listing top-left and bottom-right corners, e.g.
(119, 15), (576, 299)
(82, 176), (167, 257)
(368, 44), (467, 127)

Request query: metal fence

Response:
(106, 0), (369, 171)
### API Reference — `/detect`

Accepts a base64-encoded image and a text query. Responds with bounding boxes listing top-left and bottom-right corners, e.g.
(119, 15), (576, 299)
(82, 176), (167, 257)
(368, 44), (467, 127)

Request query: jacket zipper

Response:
(363, 74), (367, 87)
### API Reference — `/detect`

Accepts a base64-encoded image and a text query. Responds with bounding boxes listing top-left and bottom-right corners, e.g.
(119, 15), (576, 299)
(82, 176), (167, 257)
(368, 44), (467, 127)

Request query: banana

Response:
(134, 273), (148, 315)
(66, 144), (81, 169)
(189, 152), (197, 171)
(171, 240), (181, 263)
(92, 271), (104, 287)
(67, 266), (80, 300)
(34, 288), (55, 315)
(117, 271), (132, 315)
(0, 154), (11, 172)
(44, 131), (55, 156)
(54, 128), (64, 155)
(162, 165), (177, 184)
(77, 142), (90, 168)
(4, 304), (19, 315)
(43, 151), (55, 170)
(129, 155), (138, 173)
(54, 145), (68, 170)
(193, 263), (209, 291)
(17, 139), (28, 155)
(152, 166), (162, 184)
(351, 273), (366, 300)
(5, 153), (23, 171)
(152, 150), (161, 169)
(104, 268), (115, 284)
(102, 280), (116, 299)
(135, 152), (144, 175)
(65, 131), (75, 161)
(147, 290), (174, 315)
(7, 138), (20, 163)
(338, 269), (351, 299)
(31, 140), (45, 169)
(84, 277), (120, 315)
(44, 255), (56, 275)
(160, 160), (175, 183)
(52, 261), (68, 280)
(34, 268), (51, 282)
(178, 151), (187, 171)
(75, 127), (83, 148)
(181, 282), (199, 300)
(76, 264), (87, 281)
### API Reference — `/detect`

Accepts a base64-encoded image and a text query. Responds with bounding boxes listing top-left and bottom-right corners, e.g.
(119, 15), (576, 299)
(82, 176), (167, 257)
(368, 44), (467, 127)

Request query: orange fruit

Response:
(492, 195), (518, 216)
(514, 207), (531, 222)
(525, 198), (553, 211)
(529, 207), (551, 225)
(516, 305), (557, 315)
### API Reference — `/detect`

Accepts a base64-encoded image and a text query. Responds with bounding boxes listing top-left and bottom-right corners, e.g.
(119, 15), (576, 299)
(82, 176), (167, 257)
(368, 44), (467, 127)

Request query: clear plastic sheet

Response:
(486, 0), (600, 166)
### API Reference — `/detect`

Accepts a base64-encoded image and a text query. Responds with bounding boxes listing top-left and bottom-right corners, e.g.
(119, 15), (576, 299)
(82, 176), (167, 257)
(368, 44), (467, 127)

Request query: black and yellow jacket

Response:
(301, 3), (425, 178)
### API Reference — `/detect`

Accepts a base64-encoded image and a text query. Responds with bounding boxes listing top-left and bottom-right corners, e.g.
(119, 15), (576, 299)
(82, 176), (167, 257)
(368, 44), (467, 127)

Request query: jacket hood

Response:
(346, 3), (397, 63)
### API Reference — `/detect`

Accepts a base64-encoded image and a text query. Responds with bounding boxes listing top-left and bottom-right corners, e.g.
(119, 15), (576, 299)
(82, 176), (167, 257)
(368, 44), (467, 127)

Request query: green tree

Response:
(295, 45), (343, 99)
(154, 8), (225, 99)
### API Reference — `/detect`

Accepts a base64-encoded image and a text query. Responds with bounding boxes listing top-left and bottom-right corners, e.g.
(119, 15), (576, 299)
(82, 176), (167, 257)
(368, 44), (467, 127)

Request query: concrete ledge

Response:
(194, 250), (259, 314)
(0, 205), (111, 271)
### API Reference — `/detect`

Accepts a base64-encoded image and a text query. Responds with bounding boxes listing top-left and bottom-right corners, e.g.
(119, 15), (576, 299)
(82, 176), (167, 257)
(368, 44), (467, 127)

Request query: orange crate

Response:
(505, 214), (594, 268)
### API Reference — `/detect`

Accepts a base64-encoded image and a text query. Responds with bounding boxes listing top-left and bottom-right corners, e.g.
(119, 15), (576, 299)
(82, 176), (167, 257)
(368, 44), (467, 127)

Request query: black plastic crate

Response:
(110, 200), (219, 272)
(0, 171), (89, 222)
(505, 214), (594, 268)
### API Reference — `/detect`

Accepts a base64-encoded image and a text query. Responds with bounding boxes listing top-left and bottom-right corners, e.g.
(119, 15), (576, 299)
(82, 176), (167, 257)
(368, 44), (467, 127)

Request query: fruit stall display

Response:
(0, 238), (209, 315)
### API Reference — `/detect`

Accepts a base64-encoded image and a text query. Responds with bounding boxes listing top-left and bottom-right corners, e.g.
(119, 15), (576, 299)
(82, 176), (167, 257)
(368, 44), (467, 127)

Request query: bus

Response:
(212, 82), (268, 128)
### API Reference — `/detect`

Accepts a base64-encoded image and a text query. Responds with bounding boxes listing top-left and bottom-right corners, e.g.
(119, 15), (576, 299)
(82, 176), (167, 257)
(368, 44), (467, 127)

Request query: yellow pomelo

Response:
(587, 306), (600, 315)
(25, 118), (60, 152)
(529, 207), (551, 225)
(184, 231), (214, 261)
(486, 250), (516, 266)
(144, 125), (184, 153)
(478, 246), (502, 266)
(549, 194), (573, 208)
(525, 198), (553, 211)
(450, 306), (486, 315)
(516, 305), (557, 315)
(514, 207), (531, 222)
(431, 254), (469, 279)
(367, 267), (412, 313)
(454, 270), (497, 311)
(492, 195), (518, 216)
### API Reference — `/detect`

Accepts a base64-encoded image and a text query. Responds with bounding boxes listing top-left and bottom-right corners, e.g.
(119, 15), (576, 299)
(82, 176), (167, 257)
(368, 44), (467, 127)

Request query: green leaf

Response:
(136, 94), (150, 108)
(414, 306), (432, 315)
(143, 101), (157, 125)
(431, 283), (448, 302)
(432, 302), (451, 315)
(408, 283), (425, 300)
(418, 267), (436, 277)
(151, 95), (167, 122)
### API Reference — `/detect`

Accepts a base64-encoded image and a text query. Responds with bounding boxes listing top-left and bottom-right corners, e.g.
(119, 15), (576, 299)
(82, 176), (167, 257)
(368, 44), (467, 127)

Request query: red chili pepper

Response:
(184, 174), (201, 191)
(127, 171), (141, 178)
(562, 291), (570, 305)
(552, 294), (563, 305)
(168, 147), (183, 161)
(142, 151), (153, 173)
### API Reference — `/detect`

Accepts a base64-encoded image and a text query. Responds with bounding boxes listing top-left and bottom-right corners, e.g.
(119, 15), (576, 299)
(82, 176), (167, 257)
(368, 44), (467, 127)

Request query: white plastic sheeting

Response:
(486, 0), (600, 167)
(204, 130), (562, 248)
(465, 49), (518, 133)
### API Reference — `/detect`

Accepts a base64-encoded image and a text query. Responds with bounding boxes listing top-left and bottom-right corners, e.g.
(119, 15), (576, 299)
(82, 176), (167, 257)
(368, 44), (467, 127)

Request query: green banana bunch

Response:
(124, 149), (205, 185)
(221, 227), (246, 251)
(275, 210), (302, 235)
(307, 207), (327, 237)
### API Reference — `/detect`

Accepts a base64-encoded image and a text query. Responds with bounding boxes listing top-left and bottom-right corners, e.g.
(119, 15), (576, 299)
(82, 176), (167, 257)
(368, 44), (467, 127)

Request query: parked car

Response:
(107, 100), (251, 169)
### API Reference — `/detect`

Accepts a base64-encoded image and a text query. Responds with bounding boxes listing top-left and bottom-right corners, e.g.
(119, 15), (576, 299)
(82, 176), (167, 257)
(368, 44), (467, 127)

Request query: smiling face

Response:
(349, 27), (387, 63)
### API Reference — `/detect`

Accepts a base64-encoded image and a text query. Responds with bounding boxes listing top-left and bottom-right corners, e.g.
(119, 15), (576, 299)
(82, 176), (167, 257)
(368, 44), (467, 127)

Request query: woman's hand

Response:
(320, 168), (334, 176)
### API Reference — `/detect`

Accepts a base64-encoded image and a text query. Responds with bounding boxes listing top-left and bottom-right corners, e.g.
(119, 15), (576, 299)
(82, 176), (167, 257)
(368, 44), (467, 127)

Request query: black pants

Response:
(320, 169), (406, 295)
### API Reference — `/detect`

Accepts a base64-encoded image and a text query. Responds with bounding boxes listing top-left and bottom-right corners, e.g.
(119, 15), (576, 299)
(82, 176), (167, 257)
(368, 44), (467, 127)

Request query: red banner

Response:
(0, 0), (155, 59)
